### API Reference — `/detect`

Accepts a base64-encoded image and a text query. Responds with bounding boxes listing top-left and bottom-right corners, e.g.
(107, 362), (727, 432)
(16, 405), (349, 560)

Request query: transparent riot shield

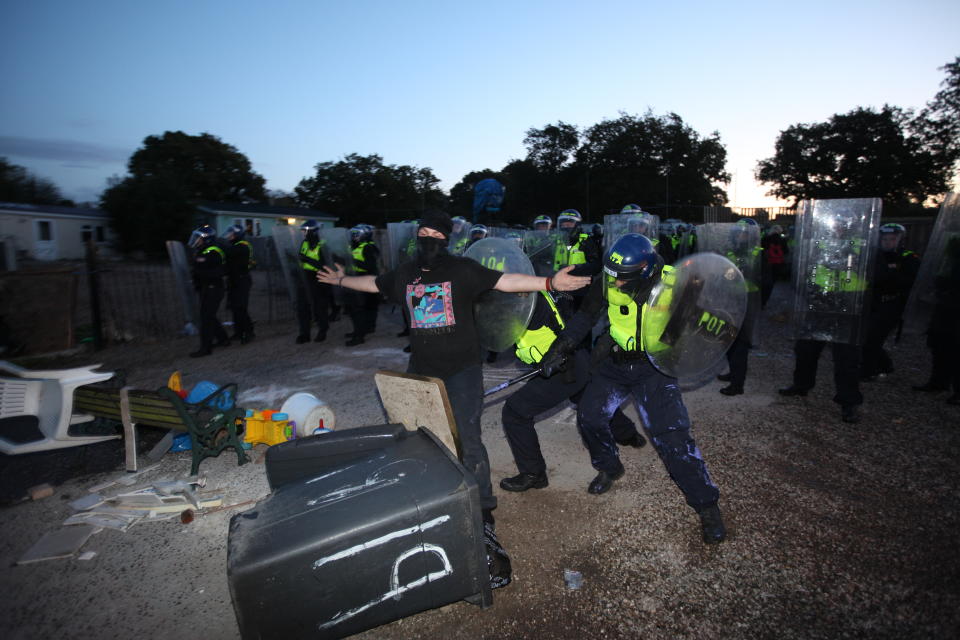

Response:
(387, 222), (418, 270)
(641, 253), (747, 379)
(448, 220), (472, 256)
(903, 193), (960, 334)
(165, 241), (199, 335)
(271, 225), (311, 312)
(463, 237), (537, 352)
(523, 230), (558, 277)
(696, 223), (762, 345)
(488, 227), (526, 252)
(603, 213), (660, 253)
(791, 198), (881, 345)
(320, 227), (353, 271)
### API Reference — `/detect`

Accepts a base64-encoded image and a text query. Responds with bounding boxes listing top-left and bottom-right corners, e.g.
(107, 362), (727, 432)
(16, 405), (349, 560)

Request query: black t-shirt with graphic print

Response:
(376, 254), (503, 379)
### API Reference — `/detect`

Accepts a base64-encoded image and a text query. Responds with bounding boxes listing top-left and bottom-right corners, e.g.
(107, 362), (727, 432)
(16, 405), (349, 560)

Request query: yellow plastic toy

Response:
(243, 410), (296, 446)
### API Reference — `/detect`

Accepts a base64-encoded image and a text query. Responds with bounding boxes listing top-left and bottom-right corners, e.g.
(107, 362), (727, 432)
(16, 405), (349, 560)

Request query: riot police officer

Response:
(345, 224), (380, 346)
(223, 224), (255, 344)
(189, 224), (230, 358)
(465, 223), (488, 251)
(532, 215), (552, 231)
(296, 219), (332, 344)
(553, 209), (601, 274)
(539, 233), (727, 544)
(716, 219), (762, 395)
(861, 223), (920, 380)
(500, 290), (646, 492)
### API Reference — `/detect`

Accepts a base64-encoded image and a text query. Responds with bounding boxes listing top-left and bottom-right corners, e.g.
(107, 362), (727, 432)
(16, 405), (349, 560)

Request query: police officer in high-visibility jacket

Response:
(345, 224), (380, 346)
(499, 289), (646, 492)
(188, 224), (230, 358)
(296, 219), (333, 344)
(553, 209), (600, 273)
(538, 233), (727, 544)
(223, 224), (256, 344)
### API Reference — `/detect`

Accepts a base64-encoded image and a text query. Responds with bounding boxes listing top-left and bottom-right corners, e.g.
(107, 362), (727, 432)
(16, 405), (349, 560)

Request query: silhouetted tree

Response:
(294, 153), (446, 228)
(756, 105), (953, 206)
(0, 157), (72, 206)
(101, 131), (266, 253)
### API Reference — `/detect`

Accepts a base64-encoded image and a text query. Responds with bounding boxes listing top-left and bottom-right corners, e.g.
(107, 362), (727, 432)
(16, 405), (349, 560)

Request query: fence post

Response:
(85, 238), (104, 350)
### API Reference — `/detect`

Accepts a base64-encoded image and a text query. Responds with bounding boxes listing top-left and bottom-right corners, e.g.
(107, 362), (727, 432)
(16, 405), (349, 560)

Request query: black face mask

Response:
(415, 236), (449, 269)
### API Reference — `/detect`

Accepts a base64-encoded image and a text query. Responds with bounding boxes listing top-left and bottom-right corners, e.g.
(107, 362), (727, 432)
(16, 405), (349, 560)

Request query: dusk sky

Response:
(2, 1), (958, 209)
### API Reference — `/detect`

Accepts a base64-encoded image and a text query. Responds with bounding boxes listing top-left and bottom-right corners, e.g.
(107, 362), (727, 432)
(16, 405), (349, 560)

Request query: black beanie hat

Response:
(418, 210), (453, 239)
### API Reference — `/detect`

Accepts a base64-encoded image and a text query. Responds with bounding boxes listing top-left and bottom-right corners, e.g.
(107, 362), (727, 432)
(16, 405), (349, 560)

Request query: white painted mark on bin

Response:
(312, 514), (450, 569)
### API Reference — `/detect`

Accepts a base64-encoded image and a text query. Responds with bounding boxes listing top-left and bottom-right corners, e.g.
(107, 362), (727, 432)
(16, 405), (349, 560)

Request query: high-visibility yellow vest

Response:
(351, 241), (374, 274)
(607, 265), (675, 353)
(237, 239), (255, 269)
(299, 240), (324, 272)
(554, 233), (588, 269)
(515, 293), (565, 364)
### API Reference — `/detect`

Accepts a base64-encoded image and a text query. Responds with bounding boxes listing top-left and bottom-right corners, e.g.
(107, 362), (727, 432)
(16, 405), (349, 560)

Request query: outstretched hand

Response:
(551, 265), (591, 292)
(316, 264), (345, 286)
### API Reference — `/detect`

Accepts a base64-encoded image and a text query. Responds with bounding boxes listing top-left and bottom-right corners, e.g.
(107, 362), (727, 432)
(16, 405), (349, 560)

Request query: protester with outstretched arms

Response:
(317, 210), (590, 589)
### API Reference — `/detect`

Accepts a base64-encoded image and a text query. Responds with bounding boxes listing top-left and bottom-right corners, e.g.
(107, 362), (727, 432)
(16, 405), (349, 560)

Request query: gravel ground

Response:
(1, 283), (958, 639)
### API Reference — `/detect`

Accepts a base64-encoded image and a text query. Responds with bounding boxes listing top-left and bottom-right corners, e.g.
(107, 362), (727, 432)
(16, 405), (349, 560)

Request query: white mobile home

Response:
(0, 202), (115, 262)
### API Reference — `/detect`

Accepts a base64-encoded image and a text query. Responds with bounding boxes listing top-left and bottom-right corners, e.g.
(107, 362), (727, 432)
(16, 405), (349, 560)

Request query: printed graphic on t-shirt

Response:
(407, 281), (455, 329)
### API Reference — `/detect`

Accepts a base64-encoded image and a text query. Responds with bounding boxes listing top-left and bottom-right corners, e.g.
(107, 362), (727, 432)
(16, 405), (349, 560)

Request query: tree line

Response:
(2, 57), (956, 255)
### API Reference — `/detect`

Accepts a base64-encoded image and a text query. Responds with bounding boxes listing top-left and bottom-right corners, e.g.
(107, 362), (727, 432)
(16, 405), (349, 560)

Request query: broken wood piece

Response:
(28, 483), (54, 500)
(18, 526), (97, 564)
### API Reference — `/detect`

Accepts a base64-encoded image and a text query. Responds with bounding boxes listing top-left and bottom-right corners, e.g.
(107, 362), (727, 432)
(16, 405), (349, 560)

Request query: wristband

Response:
(544, 276), (551, 292)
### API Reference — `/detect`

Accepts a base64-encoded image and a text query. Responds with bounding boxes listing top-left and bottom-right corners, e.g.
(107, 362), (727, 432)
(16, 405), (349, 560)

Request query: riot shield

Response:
(696, 223), (762, 345)
(463, 237), (537, 352)
(387, 222), (418, 270)
(791, 198), (881, 345)
(271, 225), (311, 311)
(903, 193), (960, 334)
(165, 241), (199, 335)
(320, 227), (353, 271)
(641, 253), (747, 379)
(448, 220), (472, 256)
(603, 213), (660, 253)
(523, 230), (558, 277)
(488, 226), (525, 252)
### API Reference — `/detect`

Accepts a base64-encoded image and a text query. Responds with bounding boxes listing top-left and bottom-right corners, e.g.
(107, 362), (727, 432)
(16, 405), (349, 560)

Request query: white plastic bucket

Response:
(281, 392), (336, 437)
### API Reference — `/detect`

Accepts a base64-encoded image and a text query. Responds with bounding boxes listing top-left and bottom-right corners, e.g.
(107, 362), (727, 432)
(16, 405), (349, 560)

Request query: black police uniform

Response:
(192, 243), (229, 355)
(501, 293), (644, 488)
(345, 240), (380, 345)
(549, 276), (722, 513)
(226, 238), (255, 343)
(297, 237), (332, 342)
(861, 248), (920, 379)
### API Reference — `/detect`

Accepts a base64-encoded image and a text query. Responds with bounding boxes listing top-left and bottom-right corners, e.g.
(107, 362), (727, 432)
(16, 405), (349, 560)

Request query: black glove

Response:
(539, 336), (576, 378)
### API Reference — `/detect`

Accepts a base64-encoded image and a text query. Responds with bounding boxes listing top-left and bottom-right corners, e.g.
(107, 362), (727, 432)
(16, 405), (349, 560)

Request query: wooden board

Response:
(374, 370), (460, 457)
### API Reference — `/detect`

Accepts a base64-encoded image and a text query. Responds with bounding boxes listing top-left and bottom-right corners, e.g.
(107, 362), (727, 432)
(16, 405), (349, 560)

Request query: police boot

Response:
(778, 386), (808, 397)
(295, 334), (310, 344)
(587, 466), (624, 495)
(314, 331), (326, 343)
(841, 405), (860, 423)
(500, 472), (548, 492)
(720, 384), (744, 396)
(717, 372), (732, 382)
(616, 433), (647, 448)
(345, 335), (365, 347)
(698, 504), (727, 544)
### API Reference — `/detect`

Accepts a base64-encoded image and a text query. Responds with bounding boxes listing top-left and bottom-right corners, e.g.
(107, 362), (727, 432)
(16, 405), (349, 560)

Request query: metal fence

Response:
(73, 236), (298, 345)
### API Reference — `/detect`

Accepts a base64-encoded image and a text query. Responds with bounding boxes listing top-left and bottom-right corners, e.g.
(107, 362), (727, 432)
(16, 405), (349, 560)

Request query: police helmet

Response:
(879, 223), (906, 250)
(350, 224), (373, 244)
(470, 224), (488, 239)
(533, 214), (552, 230)
(189, 224), (217, 249)
(451, 216), (468, 232)
(223, 224), (245, 242)
(620, 203), (643, 215)
(603, 233), (663, 303)
(557, 209), (582, 227)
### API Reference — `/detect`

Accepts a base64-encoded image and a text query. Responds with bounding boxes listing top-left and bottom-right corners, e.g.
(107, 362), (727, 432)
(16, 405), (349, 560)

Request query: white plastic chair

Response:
(0, 360), (119, 454)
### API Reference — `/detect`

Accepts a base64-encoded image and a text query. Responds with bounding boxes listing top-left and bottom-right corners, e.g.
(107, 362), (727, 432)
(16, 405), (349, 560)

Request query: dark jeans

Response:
(410, 363), (495, 512)
(578, 356), (720, 511)
(791, 339), (862, 406)
(227, 274), (254, 338)
(198, 284), (228, 350)
(297, 278), (331, 338)
(502, 349), (638, 476)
